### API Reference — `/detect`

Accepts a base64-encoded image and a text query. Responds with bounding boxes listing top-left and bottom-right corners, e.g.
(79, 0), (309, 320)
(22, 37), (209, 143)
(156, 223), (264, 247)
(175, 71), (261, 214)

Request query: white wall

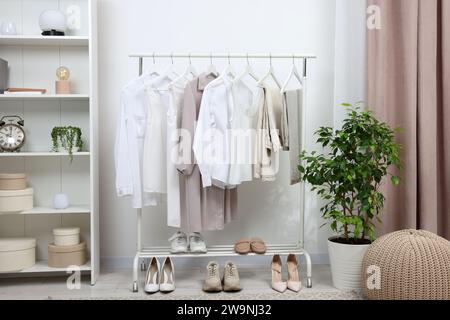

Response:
(333, 0), (367, 128)
(98, 0), (367, 268)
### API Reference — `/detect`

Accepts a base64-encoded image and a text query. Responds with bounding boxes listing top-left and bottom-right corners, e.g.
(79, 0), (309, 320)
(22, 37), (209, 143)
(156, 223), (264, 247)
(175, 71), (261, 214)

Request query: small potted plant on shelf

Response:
(298, 102), (402, 290)
(51, 126), (83, 162)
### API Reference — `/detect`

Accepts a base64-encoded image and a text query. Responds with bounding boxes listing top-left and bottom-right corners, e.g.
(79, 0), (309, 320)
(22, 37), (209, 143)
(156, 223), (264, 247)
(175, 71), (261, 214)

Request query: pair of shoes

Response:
(203, 261), (241, 292)
(271, 254), (301, 293)
(144, 257), (175, 293)
(234, 237), (266, 254)
(169, 231), (207, 254)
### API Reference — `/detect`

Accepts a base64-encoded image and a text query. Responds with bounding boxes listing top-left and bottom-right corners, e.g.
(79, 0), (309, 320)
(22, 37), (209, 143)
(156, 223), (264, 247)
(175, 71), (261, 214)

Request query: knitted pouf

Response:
(362, 229), (450, 300)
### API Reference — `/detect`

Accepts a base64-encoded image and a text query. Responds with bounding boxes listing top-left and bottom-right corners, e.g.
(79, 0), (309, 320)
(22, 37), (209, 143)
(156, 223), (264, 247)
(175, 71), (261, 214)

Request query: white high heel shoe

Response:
(159, 257), (175, 293)
(144, 257), (160, 293)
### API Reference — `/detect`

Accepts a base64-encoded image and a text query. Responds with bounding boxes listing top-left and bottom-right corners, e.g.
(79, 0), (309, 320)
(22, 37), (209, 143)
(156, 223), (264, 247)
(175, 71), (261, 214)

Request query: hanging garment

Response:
(177, 73), (238, 232)
(193, 72), (255, 188)
(142, 76), (174, 195)
(115, 73), (160, 209)
(227, 77), (257, 186)
(254, 84), (283, 181)
(280, 89), (303, 185)
(166, 76), (192, 228)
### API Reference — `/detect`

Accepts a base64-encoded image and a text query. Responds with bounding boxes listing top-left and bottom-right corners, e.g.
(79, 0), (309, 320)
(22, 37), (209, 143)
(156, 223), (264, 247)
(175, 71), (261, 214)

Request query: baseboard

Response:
(101, 253), (330, 270)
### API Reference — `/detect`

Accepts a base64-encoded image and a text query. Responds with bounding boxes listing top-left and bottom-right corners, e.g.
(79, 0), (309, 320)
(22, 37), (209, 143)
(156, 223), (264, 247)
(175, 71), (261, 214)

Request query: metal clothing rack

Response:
(128, 52), (316, 292)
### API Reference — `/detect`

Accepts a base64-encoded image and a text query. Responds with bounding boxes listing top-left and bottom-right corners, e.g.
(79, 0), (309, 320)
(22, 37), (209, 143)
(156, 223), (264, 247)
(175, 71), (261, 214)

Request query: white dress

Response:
(142, 76), (172, 194)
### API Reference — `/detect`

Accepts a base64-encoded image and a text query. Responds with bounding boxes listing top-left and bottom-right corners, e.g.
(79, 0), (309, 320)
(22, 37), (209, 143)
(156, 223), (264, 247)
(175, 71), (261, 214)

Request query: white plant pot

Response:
(328, 237), (370, 290)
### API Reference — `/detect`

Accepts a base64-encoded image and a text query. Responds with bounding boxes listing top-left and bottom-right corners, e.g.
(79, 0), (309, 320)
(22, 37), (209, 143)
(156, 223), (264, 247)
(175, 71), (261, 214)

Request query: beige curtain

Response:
(367, 0), (450, 239)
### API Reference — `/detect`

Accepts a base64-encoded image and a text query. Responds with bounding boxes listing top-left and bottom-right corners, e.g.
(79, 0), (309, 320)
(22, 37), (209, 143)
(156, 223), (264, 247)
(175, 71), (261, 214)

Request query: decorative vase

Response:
(53, 193), (69, 210)
(327, 237), (371, 290)
(1, 21), (17, 35)
(39, 10), (67, 36)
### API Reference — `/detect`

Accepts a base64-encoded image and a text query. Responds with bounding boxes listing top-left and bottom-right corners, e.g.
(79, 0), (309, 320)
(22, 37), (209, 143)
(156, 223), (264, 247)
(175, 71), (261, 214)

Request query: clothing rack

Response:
(128, 52), (315, 293)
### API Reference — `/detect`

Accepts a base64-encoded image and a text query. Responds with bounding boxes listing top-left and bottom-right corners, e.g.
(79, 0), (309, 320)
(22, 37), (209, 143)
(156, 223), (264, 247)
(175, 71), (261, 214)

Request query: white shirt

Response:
(193, 72), (254, 188)
(114, 73), (160, 209)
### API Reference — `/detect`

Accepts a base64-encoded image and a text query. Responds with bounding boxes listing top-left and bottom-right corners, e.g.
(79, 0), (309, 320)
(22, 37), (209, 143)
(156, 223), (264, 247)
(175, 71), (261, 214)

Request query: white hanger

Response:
(161, 52), (179, 79)
(142, 52), (160, 77)
(281, 54), (303, 92)
(205, 52), (219, 77)
(236, 53), (259, 82)
(258, 53), (281, 88)
(221, 53), (236, 79)
(170, 53), (196, 87)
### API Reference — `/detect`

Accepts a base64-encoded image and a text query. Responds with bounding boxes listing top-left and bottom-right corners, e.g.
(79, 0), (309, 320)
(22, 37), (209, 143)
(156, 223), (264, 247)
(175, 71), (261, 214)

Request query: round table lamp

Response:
(39, 10), (67, 36)
(55, 66), (71, 94)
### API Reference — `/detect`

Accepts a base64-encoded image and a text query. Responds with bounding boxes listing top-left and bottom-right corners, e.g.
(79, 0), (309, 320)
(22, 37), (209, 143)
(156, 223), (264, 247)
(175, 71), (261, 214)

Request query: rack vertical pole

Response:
(132, 57), (145, 292)
(301, 58), (312, 288)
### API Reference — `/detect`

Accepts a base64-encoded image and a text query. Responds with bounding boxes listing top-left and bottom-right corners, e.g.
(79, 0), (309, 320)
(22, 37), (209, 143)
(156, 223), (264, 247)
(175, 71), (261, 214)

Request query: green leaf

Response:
(391, 176), (400, 185)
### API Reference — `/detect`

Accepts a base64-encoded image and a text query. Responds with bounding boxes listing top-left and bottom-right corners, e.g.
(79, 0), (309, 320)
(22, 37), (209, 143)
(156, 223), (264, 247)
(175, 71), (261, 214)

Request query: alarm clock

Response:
(0, 115), (26, 152)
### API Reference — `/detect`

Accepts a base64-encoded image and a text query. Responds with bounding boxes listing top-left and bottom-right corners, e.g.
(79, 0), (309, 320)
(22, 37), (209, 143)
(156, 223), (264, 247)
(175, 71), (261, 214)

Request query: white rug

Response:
(59, 290), (363, 300)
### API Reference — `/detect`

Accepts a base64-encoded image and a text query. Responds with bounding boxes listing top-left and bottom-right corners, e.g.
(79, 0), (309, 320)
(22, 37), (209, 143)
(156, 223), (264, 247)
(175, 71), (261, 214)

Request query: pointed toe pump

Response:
(144, 257), (160, 293)
(159, 257), (176, 293)
(286, 254), (302, 292)
(271, 255), (287, 293)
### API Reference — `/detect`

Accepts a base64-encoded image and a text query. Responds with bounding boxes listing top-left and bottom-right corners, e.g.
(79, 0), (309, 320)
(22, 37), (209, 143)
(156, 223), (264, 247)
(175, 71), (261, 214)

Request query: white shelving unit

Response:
(0, 152), (90, 157)
(0, 94), (89, 100)
(0, 0), (99, 284)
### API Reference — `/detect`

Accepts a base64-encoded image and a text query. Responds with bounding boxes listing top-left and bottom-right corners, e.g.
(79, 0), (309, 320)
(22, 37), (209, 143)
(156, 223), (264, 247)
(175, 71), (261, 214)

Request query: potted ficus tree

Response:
(51, 126), (83, 162)
(299, 103), (402, 290)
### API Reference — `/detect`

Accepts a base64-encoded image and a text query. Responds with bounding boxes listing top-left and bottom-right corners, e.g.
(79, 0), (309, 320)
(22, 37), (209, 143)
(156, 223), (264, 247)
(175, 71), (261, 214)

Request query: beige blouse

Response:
(254, 84), (283, 181)
(177, 73), (237, 232)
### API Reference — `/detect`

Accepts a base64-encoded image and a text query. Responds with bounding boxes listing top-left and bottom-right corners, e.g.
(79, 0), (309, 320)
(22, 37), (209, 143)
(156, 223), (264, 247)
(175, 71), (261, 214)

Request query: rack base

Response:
(131, 246), (312, 292)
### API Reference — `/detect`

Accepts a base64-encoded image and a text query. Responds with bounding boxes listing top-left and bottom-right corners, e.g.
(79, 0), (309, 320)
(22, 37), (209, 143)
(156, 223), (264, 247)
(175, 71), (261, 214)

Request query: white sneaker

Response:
(144, 257), (160, 293)
(169, 231), (188, 253)
(159, 257), (175, 293)
(189, 232), (207, 253)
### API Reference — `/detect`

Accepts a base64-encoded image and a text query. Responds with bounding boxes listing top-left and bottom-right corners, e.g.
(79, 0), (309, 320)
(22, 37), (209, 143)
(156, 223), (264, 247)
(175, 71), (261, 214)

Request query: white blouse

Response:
(114, 74), (160, 209)
(193, 73), (255, 188)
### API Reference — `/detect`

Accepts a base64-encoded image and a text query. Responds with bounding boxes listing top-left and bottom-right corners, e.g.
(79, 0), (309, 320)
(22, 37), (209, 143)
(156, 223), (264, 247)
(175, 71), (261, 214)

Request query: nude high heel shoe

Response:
(271, 255), (287, 293)
(159, 257), (175, 293)
(286, 254), (302, 292)
(144, 257), (160, 293)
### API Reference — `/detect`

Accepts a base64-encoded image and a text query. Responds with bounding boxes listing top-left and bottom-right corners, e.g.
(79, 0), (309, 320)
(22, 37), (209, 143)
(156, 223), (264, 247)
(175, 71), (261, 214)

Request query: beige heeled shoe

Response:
(271, 255), (287, 293)
(286, 254), (301, 292)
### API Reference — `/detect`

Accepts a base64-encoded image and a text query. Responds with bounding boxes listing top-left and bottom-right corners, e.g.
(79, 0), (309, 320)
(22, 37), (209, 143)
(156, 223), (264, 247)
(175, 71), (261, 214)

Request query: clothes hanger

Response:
(170, 53), (197, 87)
(220, 53), (236, 79)
(236, 53), (259, 82)
(257, 53), (282, 89)
(161, 52), (179, 79)
(142, 52), (160, 77)
(205, 52), (219, 77)
(281, 54), (303, 92)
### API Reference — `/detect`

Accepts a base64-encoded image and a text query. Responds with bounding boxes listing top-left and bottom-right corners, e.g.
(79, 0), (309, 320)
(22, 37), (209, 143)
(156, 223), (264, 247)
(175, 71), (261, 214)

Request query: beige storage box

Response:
(0, 173), (27, 190)
(0, 238), (36, 272)
(0, 188), (34, 213)
(53, 227), (80, 246)
(48, 241), (86, 268)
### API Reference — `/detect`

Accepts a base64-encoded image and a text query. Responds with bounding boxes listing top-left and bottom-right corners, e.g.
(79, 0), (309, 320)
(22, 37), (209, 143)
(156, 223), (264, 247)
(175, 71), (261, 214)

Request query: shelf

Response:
(19, 205), (90, 215)
(0, 94), (89, 101)
(0, 152), (90, 157)
(139, 246), (306, 258)
(0, 35), (89, 47)
(19, 260), (91, 274)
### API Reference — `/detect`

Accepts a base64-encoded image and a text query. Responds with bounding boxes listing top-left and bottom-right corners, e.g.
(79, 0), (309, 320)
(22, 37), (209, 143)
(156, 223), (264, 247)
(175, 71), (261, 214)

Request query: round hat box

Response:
(0, 173), (27, 190)
(53, 227), (80, 246)
(0, 238), (36, 272)
(48, 241), (86, 268)
(0, 188), (34, 213)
